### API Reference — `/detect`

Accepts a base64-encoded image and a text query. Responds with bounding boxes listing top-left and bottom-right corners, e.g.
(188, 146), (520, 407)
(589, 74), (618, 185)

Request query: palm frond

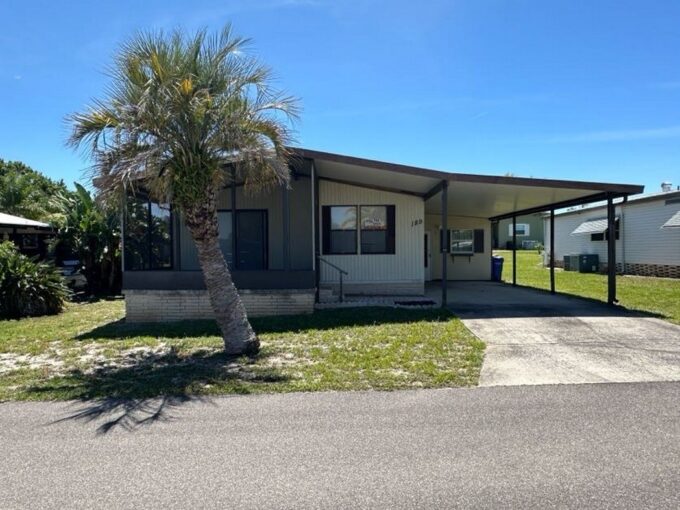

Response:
(68, 25), (298, 208)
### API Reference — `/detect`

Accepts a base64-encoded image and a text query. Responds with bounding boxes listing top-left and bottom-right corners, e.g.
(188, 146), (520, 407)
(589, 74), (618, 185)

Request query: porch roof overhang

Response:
(0, 212), (52, 230)
(570, 216), (619, 235)
(662, 210), (680, 229)
(292, 148), (644, 219)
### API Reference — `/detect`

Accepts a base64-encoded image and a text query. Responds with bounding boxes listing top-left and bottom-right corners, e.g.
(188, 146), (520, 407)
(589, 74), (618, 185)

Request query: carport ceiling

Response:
(295, 148), (644, 219)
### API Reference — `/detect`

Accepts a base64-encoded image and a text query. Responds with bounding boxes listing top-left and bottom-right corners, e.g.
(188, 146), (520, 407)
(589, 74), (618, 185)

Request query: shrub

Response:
(0, 242), (69, 319)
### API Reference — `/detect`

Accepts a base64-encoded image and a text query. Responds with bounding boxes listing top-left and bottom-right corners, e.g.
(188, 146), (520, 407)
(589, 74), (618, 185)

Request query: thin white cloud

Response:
(545, 125), (680, 143)
(650, 81), (680, 90)
(13, 75), (21, 80)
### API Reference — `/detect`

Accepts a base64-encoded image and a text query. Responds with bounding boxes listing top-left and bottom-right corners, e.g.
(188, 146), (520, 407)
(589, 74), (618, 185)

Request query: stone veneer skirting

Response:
(552, 260), (679, 279)
(601, 262), (680, 279)
(124, 289), (315, 322)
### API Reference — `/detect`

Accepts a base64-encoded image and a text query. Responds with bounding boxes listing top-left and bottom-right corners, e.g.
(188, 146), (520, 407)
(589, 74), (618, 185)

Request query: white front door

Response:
(424, 231), (432, 281)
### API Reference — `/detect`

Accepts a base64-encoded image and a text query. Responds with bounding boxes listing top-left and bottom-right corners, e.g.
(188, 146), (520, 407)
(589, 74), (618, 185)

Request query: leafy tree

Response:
(0, 159), (71, 222)
(67, 26), (298, 355)
(52, 183), (121, 294)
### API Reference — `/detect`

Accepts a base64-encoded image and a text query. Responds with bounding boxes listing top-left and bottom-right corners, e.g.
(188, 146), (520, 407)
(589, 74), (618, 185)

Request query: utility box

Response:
(563, 255), (579, 271)
(578, 254), (599, 273)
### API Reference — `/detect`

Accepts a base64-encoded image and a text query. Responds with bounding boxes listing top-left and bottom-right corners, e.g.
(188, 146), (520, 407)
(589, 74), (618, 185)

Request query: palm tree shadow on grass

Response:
(39, 348), (288, 435)
(76, 307), (454, 342)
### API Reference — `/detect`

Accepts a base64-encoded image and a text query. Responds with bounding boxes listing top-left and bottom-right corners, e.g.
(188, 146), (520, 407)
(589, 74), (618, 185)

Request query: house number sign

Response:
(411, 219), (423, 227)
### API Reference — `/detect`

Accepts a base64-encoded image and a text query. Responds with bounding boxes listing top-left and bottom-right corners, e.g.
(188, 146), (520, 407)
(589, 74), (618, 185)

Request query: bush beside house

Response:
(0, 241), (69, 319)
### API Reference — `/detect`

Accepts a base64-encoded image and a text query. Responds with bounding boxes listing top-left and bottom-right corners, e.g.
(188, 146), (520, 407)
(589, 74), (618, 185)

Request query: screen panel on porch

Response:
(217, 210), (267, 270)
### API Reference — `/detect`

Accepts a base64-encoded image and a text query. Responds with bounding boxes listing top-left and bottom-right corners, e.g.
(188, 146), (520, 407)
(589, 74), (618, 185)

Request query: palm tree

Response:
(67, 26), (298, 355)
(53, 183), (121, 294)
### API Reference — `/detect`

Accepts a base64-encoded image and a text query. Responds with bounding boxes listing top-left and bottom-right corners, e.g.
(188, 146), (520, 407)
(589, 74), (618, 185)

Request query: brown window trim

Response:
(359, 204), (395, 255)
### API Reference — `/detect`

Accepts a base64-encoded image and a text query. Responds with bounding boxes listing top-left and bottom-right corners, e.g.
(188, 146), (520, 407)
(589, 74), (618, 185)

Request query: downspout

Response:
(620, 199), (626, 273)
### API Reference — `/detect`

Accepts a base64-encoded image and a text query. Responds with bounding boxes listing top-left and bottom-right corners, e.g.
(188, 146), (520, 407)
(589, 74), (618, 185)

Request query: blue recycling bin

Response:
(491, 256), (504, 281)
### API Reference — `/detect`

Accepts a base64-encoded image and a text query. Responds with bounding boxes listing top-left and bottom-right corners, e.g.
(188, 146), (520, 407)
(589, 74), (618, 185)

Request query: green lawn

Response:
(495, 249), (680, 324)
(0, 300), (484, 401)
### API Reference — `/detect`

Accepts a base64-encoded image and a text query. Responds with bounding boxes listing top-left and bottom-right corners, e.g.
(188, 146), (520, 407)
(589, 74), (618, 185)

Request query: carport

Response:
(297, 148), (644, 305)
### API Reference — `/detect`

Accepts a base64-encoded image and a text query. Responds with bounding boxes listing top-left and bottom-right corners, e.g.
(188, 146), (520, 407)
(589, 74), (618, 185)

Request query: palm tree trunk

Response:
(184, 193), (259, 356)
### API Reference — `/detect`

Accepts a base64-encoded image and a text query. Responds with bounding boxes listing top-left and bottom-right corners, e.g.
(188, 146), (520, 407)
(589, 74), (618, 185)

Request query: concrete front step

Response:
(315, 295), (437, 310)
(318, 287), (338, 303)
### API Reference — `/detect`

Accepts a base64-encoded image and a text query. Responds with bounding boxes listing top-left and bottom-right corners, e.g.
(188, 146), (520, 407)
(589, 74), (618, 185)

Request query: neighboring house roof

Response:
(662, 210), (680, 229)
(571, 216), (619, 235)
(0, 212), (51, 229)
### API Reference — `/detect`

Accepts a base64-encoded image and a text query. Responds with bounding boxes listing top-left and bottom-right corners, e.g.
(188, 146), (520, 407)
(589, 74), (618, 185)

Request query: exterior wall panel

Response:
(425, 214), (492, 280)
(318, 180), (425, 288)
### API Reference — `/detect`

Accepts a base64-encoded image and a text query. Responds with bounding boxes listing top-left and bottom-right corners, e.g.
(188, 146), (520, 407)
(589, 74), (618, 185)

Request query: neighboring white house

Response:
(544, 187), (680, 278)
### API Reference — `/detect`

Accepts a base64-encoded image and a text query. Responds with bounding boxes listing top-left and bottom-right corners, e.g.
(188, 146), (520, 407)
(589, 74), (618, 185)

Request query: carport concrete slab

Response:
(429, 282), (680, 386)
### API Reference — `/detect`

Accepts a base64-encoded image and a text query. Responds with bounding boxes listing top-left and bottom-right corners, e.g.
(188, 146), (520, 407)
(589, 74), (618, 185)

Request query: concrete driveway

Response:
(437, 282), (680, 386)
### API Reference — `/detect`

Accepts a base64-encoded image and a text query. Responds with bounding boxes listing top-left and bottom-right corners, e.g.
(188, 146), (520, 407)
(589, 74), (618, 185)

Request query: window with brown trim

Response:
(124, 195), (173, 271)
(360, 205), (395, 254)
(322, 205), (396, 255)
(323, 206), (357, 254)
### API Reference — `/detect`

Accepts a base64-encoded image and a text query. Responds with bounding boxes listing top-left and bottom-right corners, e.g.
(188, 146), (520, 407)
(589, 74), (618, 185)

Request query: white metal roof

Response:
(571, 217), (614, 235)
(662, 210), (680, 229)
(0, 212), (51, 228)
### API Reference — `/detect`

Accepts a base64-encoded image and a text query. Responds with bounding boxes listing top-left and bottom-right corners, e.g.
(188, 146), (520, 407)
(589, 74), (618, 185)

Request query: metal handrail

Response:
(317, 256), (348, 302)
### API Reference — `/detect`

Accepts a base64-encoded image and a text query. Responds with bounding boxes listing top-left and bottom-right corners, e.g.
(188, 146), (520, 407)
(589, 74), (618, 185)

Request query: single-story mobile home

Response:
(493, 213), (545, 250)
(544, 187), (680, 278)
(0, 212), (53, 259)
(122, 148), (643, 321)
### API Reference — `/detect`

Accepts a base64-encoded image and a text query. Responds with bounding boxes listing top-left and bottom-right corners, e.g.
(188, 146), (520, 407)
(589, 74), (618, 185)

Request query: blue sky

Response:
(1, 0), (679, 193)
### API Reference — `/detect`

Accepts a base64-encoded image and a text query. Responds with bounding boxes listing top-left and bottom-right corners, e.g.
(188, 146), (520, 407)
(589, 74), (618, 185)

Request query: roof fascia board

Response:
(291, 147), (644, 195)
(489, 192), (630, 221)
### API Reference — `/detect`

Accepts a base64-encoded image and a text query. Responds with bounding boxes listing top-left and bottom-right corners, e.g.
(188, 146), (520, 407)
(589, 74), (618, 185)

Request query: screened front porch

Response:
(122, 166), (316, 292)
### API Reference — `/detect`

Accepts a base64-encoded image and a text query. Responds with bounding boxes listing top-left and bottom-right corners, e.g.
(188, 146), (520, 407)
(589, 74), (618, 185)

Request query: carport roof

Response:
(292, 148), (644, 219)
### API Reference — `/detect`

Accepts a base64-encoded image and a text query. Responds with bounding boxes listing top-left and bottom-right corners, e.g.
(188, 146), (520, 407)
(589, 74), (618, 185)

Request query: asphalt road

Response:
(1, 382), (679, 509)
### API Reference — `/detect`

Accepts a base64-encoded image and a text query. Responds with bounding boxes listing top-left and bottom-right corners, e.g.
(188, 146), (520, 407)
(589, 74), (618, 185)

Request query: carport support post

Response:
(512, 215), (517, 286)
(607, 195), (617, 305)
(550, 208), (555, 294)
(440, 180), (448, 308)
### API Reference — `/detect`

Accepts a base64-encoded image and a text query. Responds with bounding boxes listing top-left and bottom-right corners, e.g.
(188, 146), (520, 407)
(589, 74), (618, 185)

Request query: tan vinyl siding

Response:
(425, 214), (492, 280)
(318, 180), (424, 286)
